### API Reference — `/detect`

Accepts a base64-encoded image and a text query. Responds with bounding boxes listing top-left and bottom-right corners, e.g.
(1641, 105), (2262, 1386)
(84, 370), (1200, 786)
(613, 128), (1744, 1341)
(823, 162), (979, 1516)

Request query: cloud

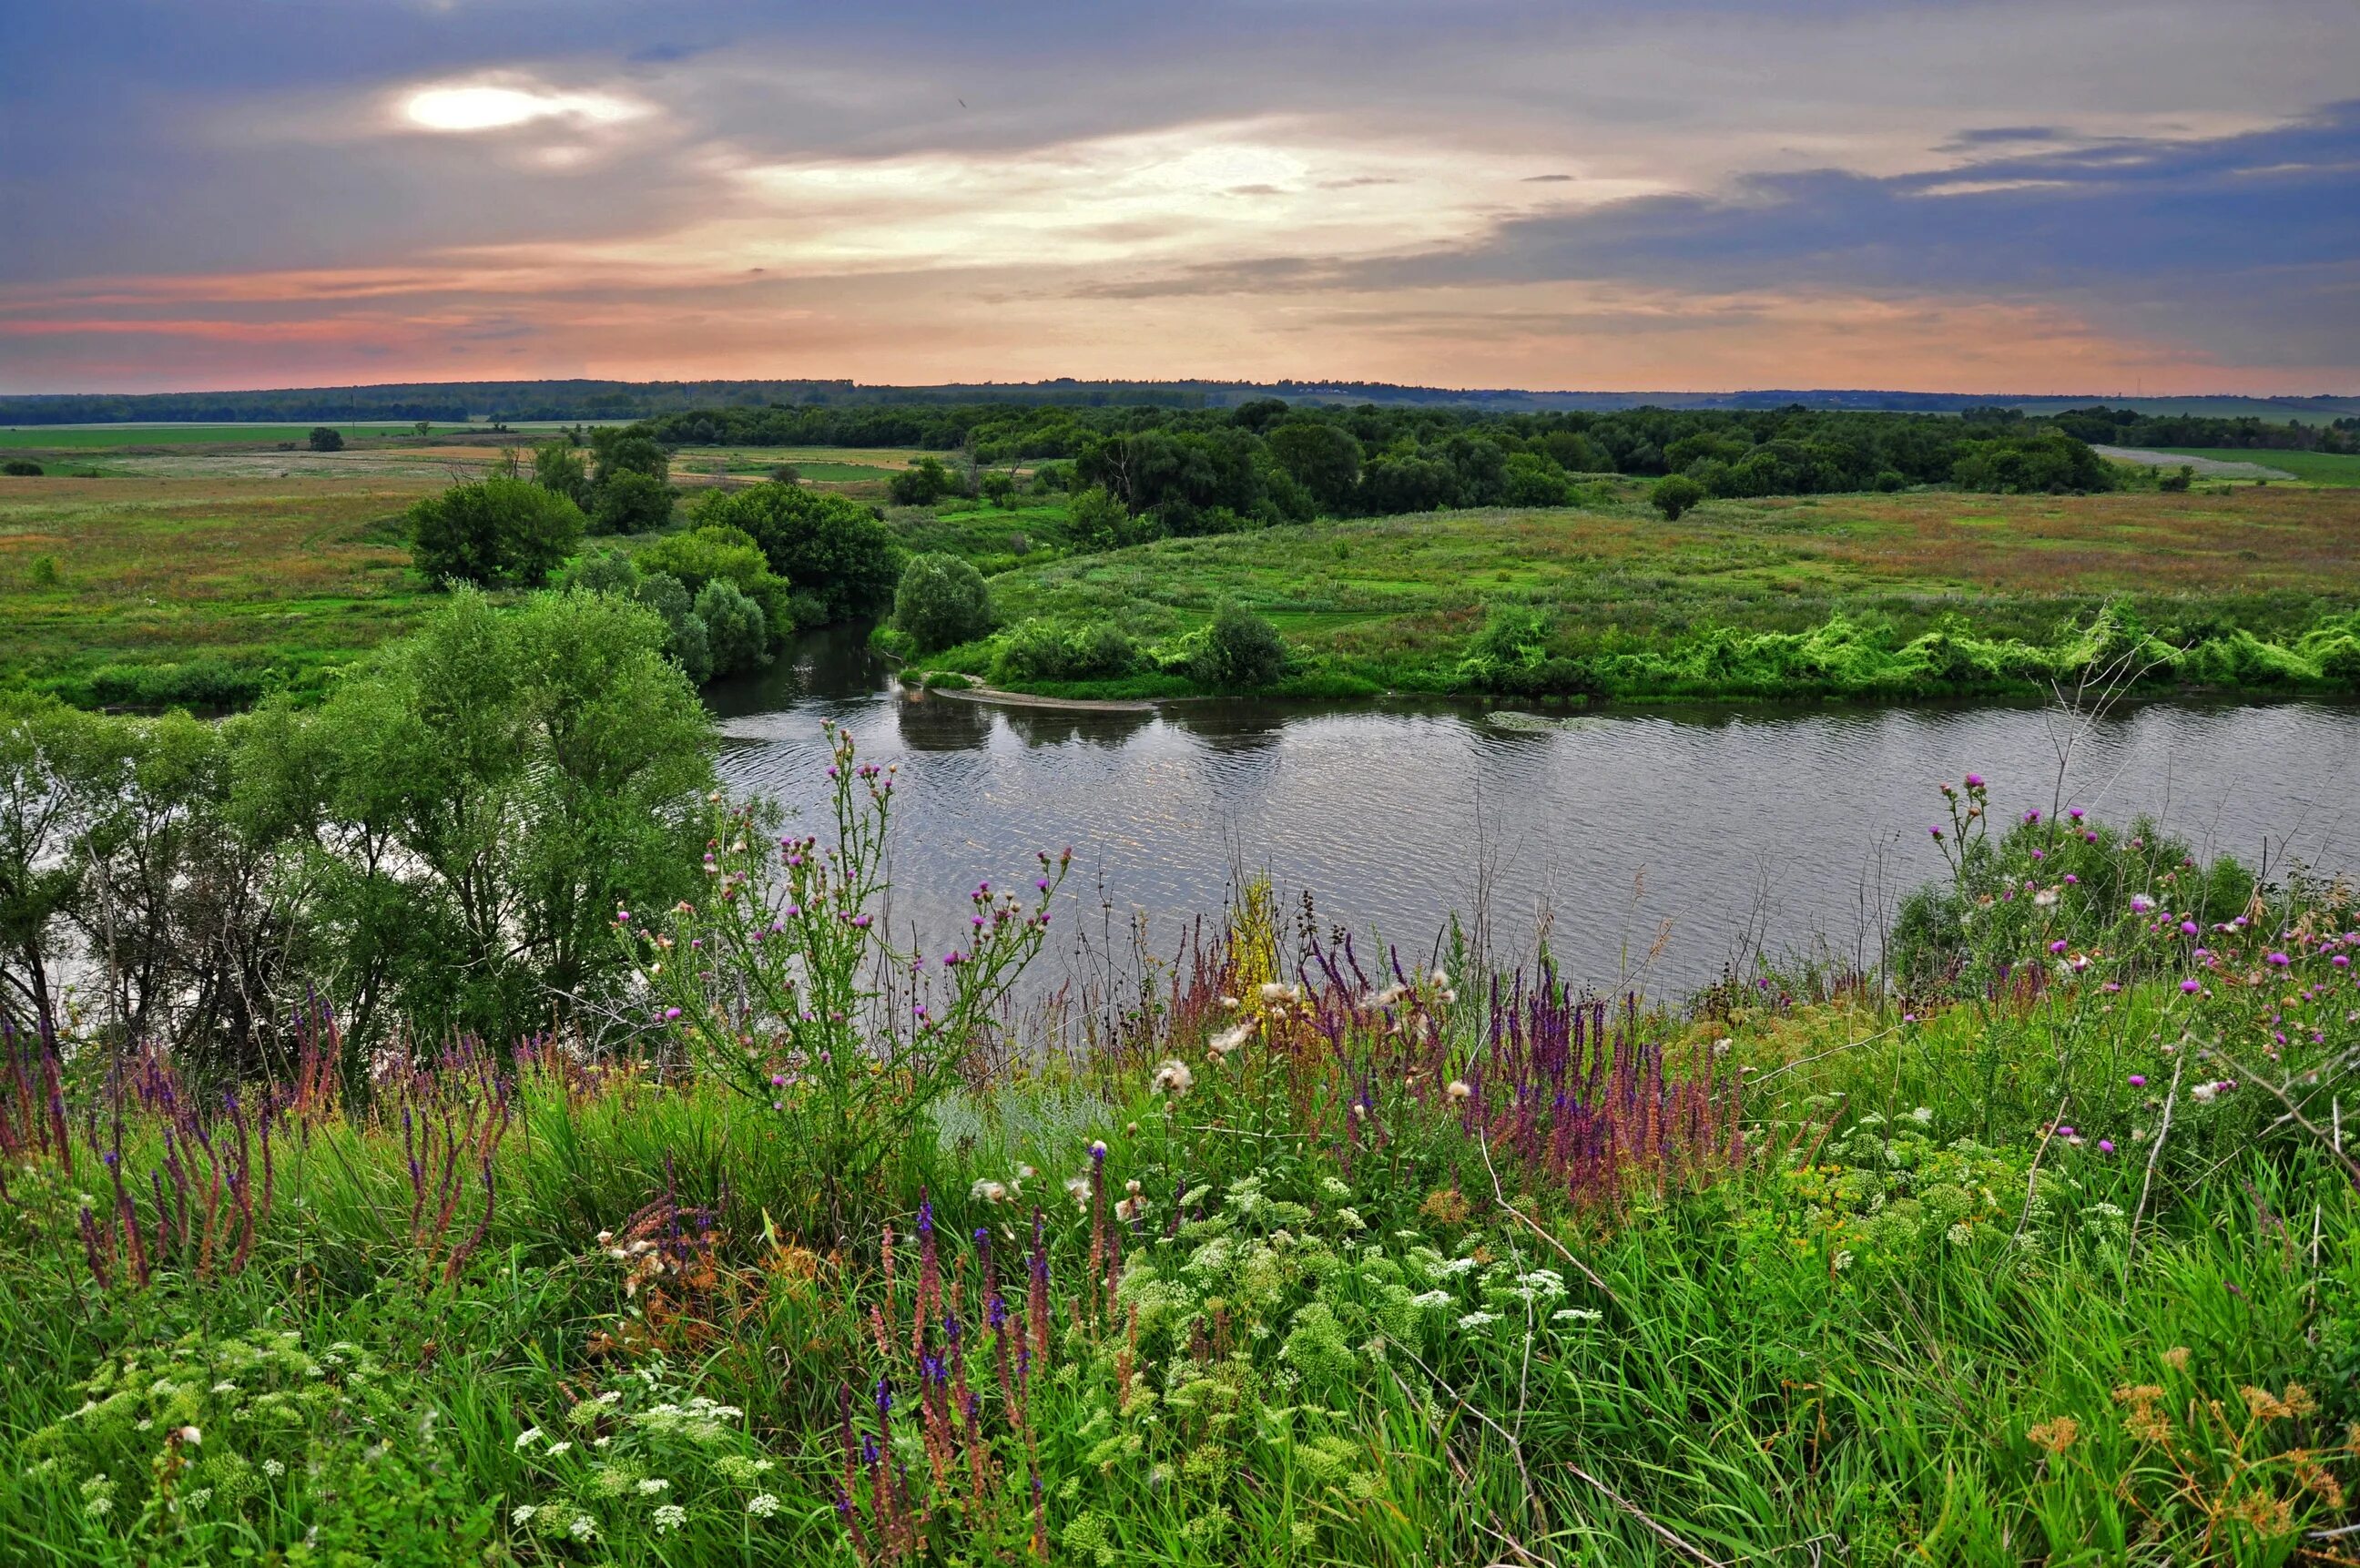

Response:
(1, 0), (2356, 390)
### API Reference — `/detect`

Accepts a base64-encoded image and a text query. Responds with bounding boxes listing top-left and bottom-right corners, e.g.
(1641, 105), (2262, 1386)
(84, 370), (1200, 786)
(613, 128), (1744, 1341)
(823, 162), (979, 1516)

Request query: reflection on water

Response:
(706, 626), (2360, 993)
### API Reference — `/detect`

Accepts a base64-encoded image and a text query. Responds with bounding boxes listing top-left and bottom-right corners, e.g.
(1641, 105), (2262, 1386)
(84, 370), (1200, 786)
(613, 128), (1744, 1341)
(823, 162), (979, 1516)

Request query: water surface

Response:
(709, 626), (2360, 993)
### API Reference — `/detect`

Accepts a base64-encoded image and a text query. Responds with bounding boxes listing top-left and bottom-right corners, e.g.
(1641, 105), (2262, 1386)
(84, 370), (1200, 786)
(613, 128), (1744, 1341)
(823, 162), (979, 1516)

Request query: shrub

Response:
(1652, 473), (1706, 521)
(407, 477), (585, 588)
(1069, 620), (1138, 679)
(889, 456), (962, 506)
(893, 553), (992, 653)
(634, 572), (712, 684)
(636, 524), (793, 641)
(532, 441), (592, 507)
(1191, 605), (1289, 691)
(307, 426), (343, 452)
(699, 482), (903, 624)
(2, 459), (42, 476)
(590, 469), (675, 535)
(695, 578), (768, 677)
(86, 659), (267, 712)
(979, 470), (1017, 507)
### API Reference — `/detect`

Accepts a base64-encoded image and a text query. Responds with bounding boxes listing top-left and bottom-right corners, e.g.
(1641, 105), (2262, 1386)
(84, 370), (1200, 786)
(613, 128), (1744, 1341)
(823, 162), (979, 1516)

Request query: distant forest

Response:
(631, 401), (2123, 527)
(4, 378), (2356, 436)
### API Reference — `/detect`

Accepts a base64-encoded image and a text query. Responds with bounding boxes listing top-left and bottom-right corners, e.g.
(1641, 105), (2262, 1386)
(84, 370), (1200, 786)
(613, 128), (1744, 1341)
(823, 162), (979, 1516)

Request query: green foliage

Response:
(589, 468), (675, 535)
(590, 428), (671, 484)
(407, 476), (585, 588)
(634, 523), (794, 640)
(1189, 604), (1289, 690)
(693, 578), (768, 678)
(531, 439), (592, 508)
(633, 572), (713, 683)
(2, 458), (43, 476)
(1652, 473), (1706, 520)
(699, 481), (904, 624)
(889, 455), (968, 505)
(892, 552), (993, 653)
(306, 426), (343, 453)
(990, 617), (1140, 684)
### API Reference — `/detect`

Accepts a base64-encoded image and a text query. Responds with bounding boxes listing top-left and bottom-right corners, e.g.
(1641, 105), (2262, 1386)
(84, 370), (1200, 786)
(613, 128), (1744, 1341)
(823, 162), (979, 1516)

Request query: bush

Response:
(2, 459), (41, 476)
(889, 456), (963, 506)
(979, 471), (1017, 507)
(893, 553), (992, 653)
(636, 524), (793, 642)
(633, 572), (713, 684)
(308, 426), (343, 453)
(532, 441), (592, 507)
(590, 469), (675, 535)
(1191, 605), (1289, 691)
(408, 477), (585, 588)
(2157, 464), (2194, 493)
(1652, 473), (1706, 521)
(695, 579), (768, 677)
(699, 483), (903, 624)
(86, 659), (267, 712)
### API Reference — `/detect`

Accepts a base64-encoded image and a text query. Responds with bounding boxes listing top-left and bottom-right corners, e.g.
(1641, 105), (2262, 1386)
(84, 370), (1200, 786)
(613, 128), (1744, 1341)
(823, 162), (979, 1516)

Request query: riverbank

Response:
(906, 486), (2360, 705)
(5, 763), (2353, 1564)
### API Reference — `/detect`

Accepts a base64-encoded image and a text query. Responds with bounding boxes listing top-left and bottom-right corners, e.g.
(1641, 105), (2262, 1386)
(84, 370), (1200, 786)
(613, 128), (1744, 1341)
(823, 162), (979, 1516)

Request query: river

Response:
(707, 626), (2360, 994)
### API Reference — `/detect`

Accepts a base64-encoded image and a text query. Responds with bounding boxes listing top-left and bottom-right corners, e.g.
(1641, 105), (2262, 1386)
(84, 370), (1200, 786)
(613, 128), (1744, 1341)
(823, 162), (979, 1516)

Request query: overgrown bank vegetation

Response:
(2, 687), (2355, 1563)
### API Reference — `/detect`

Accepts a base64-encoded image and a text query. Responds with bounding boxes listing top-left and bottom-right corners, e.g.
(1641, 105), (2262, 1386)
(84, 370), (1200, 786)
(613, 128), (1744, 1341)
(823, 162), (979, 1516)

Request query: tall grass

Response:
(2, 753), (2354, 1563)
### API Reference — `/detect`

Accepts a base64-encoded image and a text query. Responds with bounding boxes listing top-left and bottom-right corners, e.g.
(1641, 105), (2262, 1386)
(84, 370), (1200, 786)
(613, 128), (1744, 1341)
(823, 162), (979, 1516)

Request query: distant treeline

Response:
(2041, 404), (2360, 453)
(638, 401), (2115, 529)
(7, 378), (2355, 429)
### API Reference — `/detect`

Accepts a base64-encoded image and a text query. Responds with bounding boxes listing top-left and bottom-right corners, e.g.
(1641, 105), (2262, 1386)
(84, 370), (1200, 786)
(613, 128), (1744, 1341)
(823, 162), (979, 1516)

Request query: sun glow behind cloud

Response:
(399, 80), (649, 134)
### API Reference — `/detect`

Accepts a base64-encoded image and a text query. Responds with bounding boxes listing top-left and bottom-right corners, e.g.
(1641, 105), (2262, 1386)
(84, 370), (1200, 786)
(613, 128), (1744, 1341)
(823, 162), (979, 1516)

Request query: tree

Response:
(2, 460), (41, 476)
(635, 524), (794, 640)
(412, 420), (432, 436)
(1191, 605), (1289, 690)
(630, 573), (713, 684)
(305, 587), (715, 1043)
(889, 456), (961, 506)
(533, 440), (592, 508)
(1500, 452), (1572, 507)
(1266, 423), (1363, 513)
(408, 476), (586, 588)
(695, 579), (769, 677)
(979, 470), (1017, 507)
(589, 428), (671, 484)
(308, 426), (344, 452)
(1652, 473), (1706, 521)
(699, 482), (903, 624)
(590, 469), (674, 535)
(893, 553), (992, 653)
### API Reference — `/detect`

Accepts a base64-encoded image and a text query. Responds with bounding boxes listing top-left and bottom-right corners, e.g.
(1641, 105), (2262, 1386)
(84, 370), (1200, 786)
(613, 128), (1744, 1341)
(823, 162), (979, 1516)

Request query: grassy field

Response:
(2155, 448), (2360, 486)
(2, 761), (2352, 1564)
(0, 473), (437, 705)
(937, 485), (2360, 698)
(0, 422), (607, 450)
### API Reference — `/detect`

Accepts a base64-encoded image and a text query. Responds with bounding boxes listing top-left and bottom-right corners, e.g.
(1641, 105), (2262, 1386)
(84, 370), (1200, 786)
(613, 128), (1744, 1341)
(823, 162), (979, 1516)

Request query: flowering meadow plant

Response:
(626, 723), (1068, 1227)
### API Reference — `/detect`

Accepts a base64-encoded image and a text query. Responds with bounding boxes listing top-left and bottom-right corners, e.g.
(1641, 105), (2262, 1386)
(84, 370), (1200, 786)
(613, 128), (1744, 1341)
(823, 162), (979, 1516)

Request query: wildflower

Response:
(2190, 1082), (2218, 1104)
(2127, 1074), (2146, 1087)
(2098, 1139), (2115, 1154)
(175, 1426), (201, 1446)
(654, 1503), (687, 1532)
(2181, 978), (2202, 993)
(1445, 1079), (1472, 1101)
(1455, 1310), (1500, 1331)
(512, 1504), (539, 1526)
(1964, 774), (1984, 789)
(1552, 1307), (1603, 1323)
(1208, 1023), (1251, 1059)
(1065, 1175), (1092, 1211)
(1431, 968), (1450, 988)
(637, 1478), (670, 1495)
(261, 1460), (285, 1479)
(180, 1488), (212, 1511)
(2267, 952), (2290, 967)
(1409, 1289), (1453, 1308)
(569, 1514), (595, 1542)
(546, 1441), (573, 1457)
(2034, 888), (2059, 908)
(1150, 1058), (1195, 1097)
(2130, 893), (2154, 913)
(2162, 1346), (2192, 1370)
(747, 1493), (780, 1518)
(514, 1427), (544, 1450)
(2026, 1416), (2078, 1455)
(1257, 982), (1295, 1003)
(2048, 940), (2068, 954)
(971, 1178), (1009, 1205)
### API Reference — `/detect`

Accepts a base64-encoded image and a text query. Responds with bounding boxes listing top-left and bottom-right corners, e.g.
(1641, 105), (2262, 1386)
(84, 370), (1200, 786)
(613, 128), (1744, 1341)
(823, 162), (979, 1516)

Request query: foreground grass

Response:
(2, 774), (2355, 1564)
(929, 486), (2360, 700)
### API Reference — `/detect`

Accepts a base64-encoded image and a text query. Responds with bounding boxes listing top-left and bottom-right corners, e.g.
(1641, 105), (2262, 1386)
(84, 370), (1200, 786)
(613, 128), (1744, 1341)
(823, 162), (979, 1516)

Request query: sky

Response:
(1, 0), (2355, 395)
